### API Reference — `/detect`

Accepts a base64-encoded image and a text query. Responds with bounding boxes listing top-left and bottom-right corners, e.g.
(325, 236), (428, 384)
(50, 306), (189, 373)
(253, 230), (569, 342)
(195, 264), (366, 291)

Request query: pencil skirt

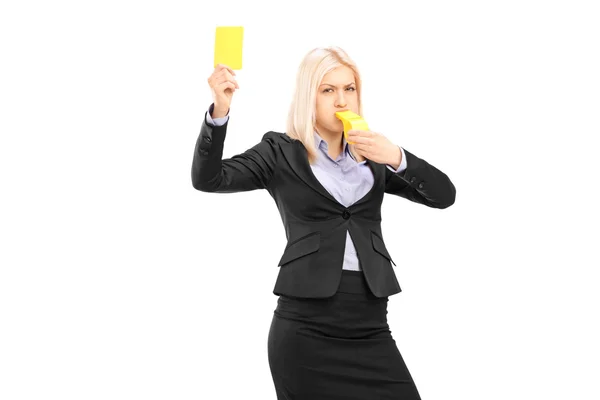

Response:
(267, 269), (422, 400)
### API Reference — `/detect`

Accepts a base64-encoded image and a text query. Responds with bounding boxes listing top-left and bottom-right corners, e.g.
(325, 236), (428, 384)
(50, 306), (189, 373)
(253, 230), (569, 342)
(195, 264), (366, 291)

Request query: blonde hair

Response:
(285, 46), (365, 164)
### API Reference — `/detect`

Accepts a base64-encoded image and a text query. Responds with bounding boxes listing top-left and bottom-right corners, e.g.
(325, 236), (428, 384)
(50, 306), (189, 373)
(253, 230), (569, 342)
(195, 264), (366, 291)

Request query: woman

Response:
(192, 46), (456, 399)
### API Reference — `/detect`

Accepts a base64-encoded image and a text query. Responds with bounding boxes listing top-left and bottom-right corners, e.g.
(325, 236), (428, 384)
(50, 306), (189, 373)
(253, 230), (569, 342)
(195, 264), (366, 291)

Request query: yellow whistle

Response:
(335, 111), (369, 144)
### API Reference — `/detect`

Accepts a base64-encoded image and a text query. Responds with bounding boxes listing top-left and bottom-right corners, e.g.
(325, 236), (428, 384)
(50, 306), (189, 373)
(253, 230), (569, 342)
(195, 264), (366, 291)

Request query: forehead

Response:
(320, 66), (355, 86)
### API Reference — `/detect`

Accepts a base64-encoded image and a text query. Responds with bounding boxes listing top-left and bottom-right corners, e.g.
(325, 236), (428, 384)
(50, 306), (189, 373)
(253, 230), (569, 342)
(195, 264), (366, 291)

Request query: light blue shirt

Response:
(206, 107), (407, 271)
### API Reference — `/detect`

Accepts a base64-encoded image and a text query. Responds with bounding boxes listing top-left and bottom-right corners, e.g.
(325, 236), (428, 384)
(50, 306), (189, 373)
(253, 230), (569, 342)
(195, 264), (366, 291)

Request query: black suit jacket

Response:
(191, 109), (456, 298)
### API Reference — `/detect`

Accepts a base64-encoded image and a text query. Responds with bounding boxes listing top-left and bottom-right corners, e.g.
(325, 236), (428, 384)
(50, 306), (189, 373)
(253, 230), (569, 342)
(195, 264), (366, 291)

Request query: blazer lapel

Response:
(280, 140), (340, 205)
(280, 139), (383, 207)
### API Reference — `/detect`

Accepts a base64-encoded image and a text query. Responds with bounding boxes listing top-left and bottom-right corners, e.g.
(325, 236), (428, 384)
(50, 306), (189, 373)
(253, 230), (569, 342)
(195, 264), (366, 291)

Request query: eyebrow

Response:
(320, 82), (356, 87)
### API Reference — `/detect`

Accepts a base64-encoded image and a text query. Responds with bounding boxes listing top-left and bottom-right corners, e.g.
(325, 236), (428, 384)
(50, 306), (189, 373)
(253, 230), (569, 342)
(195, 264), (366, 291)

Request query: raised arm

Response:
(191, 64), (278, 193)
(191, 104), (278, 192)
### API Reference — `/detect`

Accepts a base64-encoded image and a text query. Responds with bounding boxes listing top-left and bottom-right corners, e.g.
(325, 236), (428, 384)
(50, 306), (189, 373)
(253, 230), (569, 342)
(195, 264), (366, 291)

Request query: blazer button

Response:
(410, 177), (416, 183)
(203, 136), (212, 143)
(342, 210), (351, 219)
(418, 182), (424, 189)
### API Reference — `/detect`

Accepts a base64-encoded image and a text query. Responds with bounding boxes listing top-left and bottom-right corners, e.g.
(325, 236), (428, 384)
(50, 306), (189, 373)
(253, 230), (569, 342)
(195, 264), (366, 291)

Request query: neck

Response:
(316, 127), (344, 158)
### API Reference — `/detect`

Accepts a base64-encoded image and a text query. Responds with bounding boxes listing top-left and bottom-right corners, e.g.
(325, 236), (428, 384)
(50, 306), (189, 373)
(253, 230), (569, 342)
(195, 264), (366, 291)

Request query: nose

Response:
(335, 92), (347, 108)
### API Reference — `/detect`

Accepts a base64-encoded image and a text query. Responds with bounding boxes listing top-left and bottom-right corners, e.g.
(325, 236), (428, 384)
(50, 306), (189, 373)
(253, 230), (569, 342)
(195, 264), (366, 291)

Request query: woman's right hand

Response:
(207, 64), (238, 118)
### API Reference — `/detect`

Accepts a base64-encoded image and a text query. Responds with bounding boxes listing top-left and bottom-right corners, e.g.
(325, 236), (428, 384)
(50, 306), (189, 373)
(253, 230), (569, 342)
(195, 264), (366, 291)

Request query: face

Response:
(315, 65), (359, 137)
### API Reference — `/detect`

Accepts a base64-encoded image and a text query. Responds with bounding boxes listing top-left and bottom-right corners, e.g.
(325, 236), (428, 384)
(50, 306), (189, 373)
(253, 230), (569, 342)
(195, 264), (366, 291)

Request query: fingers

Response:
(216, 68), (238, 87)
(208, 68), (239, 90)
(215, 80), (237, 92)
(215, 63), (236, 76)
(351, 144), (371, 160)
(207, 64), (238, 110)
(346, 130), (373, 145)
(347, 129), (373, 137)
(214, 77), (238, 90)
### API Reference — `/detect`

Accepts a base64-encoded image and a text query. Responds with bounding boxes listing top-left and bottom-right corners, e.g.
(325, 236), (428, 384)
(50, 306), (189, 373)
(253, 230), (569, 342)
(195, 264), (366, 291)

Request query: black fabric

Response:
(267, 269), (422, 400)
(192, 115), (456, 299)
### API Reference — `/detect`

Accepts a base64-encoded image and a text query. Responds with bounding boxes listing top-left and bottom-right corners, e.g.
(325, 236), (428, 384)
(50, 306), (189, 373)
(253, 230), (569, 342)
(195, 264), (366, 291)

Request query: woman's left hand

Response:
(347, 130), (401, 166)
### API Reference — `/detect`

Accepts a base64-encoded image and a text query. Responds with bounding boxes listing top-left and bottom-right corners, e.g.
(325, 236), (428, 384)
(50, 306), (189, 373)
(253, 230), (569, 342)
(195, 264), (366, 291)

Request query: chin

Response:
(330, 126), (344, 135)
(333, 119), (344, 131)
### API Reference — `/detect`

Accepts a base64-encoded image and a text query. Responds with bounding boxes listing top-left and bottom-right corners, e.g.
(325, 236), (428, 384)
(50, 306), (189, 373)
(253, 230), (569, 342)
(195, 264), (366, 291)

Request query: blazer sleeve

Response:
(384, 148), (456, 209)
(191, 110), (278, 193)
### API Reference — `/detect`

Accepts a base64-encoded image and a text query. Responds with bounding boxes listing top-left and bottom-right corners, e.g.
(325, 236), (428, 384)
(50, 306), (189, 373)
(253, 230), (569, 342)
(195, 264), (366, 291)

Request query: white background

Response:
(1, 0), (599, 399)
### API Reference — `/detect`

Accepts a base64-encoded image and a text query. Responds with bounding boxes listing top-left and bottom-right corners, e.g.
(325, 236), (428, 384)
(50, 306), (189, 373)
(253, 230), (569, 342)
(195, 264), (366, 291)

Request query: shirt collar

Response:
(313, 131), (352, 160)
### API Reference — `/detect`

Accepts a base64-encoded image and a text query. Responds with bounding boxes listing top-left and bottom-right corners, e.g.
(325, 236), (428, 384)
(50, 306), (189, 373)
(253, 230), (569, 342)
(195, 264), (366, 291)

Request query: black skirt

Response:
(267, 269), (422, 400)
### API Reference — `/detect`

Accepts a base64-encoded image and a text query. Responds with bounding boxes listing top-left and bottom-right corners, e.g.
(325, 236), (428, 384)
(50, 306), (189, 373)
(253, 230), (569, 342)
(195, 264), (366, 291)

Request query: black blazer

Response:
(191, 108), (456, 298)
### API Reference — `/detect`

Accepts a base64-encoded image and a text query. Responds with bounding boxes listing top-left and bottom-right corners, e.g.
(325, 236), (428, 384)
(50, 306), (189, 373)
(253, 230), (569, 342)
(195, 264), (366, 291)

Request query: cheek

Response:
(319, 109), (337, 124)
(316, 97), (343, 127)
(316, 102), (331, 119)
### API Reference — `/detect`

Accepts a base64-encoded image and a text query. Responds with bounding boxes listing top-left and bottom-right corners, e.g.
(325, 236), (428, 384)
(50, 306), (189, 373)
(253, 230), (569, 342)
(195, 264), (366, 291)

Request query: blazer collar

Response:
(280, 136), (382, 208)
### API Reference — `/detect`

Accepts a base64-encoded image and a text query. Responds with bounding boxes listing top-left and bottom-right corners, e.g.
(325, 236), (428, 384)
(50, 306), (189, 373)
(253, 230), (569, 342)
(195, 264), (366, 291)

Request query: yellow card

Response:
(214, 26), (244, 70)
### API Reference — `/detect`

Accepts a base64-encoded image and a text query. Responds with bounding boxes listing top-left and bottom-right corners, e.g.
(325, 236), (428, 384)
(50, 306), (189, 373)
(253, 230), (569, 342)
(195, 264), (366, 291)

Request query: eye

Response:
(322, 87), (356, 93)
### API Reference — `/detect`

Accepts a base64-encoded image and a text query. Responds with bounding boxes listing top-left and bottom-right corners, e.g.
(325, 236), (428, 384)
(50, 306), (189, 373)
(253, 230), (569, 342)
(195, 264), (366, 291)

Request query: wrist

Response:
(387, 146), (401, 169)
(212, 108), (229, 118)
(210, 102), (229, 119)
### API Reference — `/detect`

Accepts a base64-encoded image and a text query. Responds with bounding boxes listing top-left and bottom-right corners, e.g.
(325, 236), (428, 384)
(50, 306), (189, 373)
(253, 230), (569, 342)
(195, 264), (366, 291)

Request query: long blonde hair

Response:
(285, 46), (365, 164)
